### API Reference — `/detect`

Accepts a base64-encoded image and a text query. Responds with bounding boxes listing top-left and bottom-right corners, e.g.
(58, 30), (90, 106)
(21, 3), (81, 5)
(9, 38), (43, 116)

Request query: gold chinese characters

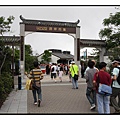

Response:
(36, 26), (66, 32)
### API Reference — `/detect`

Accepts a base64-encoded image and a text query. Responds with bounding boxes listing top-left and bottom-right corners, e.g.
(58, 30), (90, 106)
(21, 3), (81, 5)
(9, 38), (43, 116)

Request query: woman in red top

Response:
(93, 62), (112, 114)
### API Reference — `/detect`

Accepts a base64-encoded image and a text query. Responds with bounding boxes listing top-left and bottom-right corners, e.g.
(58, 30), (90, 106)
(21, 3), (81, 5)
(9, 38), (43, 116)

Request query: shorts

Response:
(51, 73), (57, 79)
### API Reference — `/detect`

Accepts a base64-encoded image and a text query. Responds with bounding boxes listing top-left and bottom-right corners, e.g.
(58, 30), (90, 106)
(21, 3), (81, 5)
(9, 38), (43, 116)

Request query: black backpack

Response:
(116, 67), (120, 85)
(51, 67), (54, 72)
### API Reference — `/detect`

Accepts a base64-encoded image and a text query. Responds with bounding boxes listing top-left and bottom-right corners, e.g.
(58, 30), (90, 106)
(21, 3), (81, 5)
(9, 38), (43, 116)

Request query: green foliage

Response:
(41, 50), (51, 64)
(0, 16), (15, 75)
(103, 12), (120, 26)
(0, 78), (5, 99)
(0, 16), (15, 35)
(0, 16), (14, 107)
(99, 11), (120, 60)
(25, 44), (33, 55)
(0, 45), (12, 74)
(0, 72), (13, 107)
(25, 45), (38, 72)
(2, 72), (13, 94)
(0, 16), (15, 108)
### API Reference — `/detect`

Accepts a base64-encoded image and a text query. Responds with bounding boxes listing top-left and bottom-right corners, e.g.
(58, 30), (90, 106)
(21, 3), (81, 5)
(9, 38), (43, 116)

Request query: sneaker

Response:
(114, 109), (120, 114)
(38, 100), (41, 107)
(90, 104), (96, 110)
(76, 87), (78, 89)
(34, 102), (37, 105)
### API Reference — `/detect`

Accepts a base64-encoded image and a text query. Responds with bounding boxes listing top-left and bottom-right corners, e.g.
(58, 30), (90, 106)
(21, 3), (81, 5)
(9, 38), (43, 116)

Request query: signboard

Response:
(25, 24), (76, 34)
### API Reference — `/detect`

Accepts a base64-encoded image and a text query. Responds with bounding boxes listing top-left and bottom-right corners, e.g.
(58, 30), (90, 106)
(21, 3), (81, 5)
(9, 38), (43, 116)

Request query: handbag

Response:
(25, 79), (32, 90)
(98, 84), (112, 96)
(74, 74), (78, 80)
(32, 71), (41, 90)
(97, 74), (112, 96)
(72, 66), (78, 80)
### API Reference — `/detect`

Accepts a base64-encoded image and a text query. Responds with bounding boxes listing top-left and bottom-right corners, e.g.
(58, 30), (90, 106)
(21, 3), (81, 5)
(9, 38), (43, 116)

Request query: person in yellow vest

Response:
(70, 61), (79, 89)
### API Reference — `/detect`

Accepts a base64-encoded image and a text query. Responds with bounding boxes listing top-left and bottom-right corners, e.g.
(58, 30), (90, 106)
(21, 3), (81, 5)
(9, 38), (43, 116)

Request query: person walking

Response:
(68, 64), (72, 82)
(81, 62), (86, 78)
(70, 61), (79, 89)
(93, 62), (112, 114)
(85, 60), (98, 110)
(29, 61), (43, 107)
(64, 64), (69, 75)
(51, 63), (57, 83)
(46, 64), (50, 75)
(57, 64), (60, 76)
(59, 66), (63, 82)
(84, 59), (98, 76)
(110, 59), (120, 113)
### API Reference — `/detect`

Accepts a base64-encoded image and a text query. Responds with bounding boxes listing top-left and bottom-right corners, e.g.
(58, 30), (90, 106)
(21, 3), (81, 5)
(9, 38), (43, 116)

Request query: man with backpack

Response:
(110, 59), (120, 113)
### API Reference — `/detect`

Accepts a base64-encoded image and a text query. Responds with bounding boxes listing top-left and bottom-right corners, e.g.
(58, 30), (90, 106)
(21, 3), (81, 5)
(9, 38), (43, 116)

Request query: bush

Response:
(0, 78), (5, 99)
(0, 72), (13, 108)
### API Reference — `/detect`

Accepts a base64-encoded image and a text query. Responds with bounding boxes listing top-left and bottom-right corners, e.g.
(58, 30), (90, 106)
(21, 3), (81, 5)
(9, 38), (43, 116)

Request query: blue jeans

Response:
(86, 87), (96, 106)
(32, 87), (42, 103)
(97, 93), (110, 114)
(72, 77), (78, 88)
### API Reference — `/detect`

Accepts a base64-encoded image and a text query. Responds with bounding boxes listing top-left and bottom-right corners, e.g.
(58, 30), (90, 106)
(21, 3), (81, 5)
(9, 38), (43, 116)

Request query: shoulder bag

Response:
(25, 79), (32, 90)
(97, 73), (112, 96)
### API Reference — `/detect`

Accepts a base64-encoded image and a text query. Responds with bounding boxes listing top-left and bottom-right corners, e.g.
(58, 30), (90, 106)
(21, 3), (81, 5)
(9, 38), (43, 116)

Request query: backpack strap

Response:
(72, 65), (75, 74)
(115, 67), (120, 85)
(96, 72), (100, 88)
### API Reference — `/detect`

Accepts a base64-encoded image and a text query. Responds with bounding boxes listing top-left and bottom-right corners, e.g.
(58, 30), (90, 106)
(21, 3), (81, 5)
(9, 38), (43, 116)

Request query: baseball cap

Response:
(71, 61), (75, 64)
(112, 59), (120, 64)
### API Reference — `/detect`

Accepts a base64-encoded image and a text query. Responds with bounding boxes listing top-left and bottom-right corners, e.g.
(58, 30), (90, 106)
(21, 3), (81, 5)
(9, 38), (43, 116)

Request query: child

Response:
(59, 67), (63, 82)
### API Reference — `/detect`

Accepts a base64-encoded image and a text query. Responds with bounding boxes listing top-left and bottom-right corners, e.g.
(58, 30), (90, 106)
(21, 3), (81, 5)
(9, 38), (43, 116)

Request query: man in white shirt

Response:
(51, 63), (57, 83)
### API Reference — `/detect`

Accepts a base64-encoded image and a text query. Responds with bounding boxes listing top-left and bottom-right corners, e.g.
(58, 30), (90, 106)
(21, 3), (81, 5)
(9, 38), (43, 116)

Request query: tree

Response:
(41, 50), (51, 64)
(99, 11), (120, 61)
(0, 16), (15, 75)
(0, 16), (15, 35)
(25, 44), (38, 72)
(0, 45), (12, 75)
(11, 44), (38, 74)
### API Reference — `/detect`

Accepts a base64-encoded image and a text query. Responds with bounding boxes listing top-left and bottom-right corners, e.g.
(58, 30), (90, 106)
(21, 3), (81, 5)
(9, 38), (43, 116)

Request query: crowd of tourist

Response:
(27, 58), (120, 114)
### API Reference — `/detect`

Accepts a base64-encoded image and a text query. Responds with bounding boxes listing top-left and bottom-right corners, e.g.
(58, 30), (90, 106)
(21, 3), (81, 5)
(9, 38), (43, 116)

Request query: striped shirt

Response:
(30, 68), (43, 81)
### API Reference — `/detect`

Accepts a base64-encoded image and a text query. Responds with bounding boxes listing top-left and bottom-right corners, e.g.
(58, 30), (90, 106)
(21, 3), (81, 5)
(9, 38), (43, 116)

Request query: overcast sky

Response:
(0, 6), (117, 55)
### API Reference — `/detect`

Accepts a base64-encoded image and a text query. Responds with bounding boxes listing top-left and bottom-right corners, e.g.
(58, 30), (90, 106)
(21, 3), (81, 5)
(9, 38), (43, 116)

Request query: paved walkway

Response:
(0, 74), (115, 114)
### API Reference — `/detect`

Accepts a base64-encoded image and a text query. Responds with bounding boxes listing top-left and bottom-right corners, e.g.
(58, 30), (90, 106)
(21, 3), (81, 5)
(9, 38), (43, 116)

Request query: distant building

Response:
(38, 49), (74, 65)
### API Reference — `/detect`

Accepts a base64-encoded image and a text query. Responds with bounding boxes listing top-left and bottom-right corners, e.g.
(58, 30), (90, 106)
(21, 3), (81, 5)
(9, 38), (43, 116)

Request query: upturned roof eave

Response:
(20, 15), (80, 27)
